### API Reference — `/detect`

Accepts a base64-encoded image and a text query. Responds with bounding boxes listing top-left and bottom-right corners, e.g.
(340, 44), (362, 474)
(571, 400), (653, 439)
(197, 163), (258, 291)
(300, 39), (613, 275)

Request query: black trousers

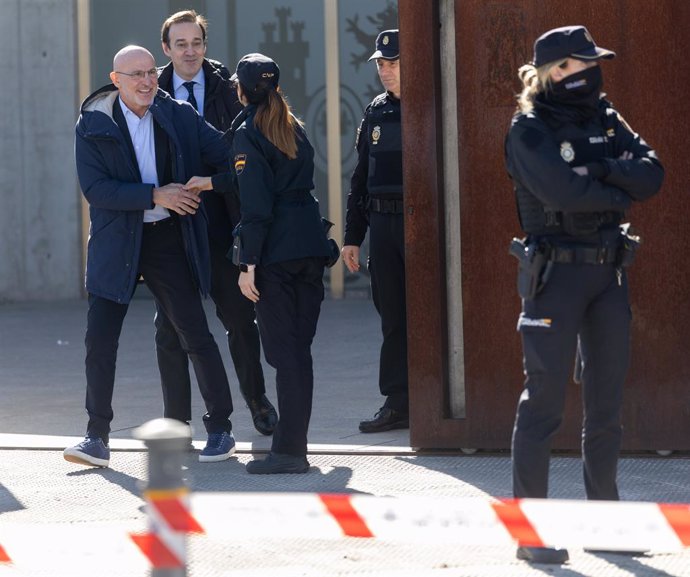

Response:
(255, 258), (324, 456)
(155, 238), (265, 423)
(84, 218), (232, 443)
(368, 211), (408, 413)
(512, 262), (630, 500)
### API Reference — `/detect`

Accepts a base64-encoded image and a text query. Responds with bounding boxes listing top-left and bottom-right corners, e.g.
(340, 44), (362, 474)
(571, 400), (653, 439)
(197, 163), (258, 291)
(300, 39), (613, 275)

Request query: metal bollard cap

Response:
(133, 418), (192, 442)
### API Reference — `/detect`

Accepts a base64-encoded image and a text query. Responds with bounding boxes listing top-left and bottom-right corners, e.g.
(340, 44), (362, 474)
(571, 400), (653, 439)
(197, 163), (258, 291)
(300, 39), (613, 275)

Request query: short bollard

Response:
(133, 418), (194, 577)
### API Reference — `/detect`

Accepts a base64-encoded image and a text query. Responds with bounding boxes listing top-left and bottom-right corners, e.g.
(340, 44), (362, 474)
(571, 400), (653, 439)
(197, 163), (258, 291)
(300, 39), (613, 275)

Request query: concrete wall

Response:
(0, 0), (82, 301)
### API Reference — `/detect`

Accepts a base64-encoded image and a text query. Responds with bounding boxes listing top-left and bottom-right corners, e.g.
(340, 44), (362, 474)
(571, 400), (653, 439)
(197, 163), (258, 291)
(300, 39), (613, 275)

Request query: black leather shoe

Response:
(358, 407), (409, 433)
(517, 546), (569, 564)
(246, 395), (278, 436)
(246, 452), (309, 474)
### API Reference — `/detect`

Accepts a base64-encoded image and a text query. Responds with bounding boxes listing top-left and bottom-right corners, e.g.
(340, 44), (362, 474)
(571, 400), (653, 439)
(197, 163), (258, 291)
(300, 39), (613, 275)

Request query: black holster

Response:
(509, 238), (553, 300)
(616, 223), (641, 269)
(322, 218), (340, 268)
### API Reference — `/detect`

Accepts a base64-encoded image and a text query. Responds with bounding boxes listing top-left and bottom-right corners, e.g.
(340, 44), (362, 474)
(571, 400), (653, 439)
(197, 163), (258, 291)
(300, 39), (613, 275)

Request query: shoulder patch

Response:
(234, 154), (247, 175)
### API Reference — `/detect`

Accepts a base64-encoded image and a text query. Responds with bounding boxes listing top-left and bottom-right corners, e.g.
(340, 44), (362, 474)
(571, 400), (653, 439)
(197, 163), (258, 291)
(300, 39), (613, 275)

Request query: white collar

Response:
(118, 96), (151, 121)
(172, 68), (205, 95)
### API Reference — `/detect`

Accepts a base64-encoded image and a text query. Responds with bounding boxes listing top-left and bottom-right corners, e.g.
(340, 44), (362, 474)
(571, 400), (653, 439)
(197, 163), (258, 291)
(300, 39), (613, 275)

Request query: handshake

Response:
(152, 175), (213, 215)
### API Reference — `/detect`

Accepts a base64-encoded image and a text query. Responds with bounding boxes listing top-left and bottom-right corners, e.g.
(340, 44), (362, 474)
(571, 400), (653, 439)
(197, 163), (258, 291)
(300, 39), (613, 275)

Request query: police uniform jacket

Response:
(158, 58), (244, 249)
(75, 85), (230, 304)
(229, 105), (331, 266)
(505, 97), (663, 245)
(344, 91), (402, 247)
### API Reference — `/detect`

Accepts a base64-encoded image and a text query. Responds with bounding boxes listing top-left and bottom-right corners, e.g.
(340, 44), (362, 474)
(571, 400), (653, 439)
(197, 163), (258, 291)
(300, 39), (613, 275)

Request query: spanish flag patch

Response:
(234, 154), (247, 174)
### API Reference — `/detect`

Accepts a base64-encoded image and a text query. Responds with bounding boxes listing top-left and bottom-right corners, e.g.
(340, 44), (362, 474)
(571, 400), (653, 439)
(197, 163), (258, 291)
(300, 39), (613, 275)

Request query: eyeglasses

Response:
(114, 68), (158, 81)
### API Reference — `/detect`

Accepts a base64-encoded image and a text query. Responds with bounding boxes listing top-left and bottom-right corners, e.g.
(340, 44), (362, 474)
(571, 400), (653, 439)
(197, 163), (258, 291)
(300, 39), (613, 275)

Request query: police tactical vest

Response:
(366, 94), (403, 197)
(515, 107), (623, 236)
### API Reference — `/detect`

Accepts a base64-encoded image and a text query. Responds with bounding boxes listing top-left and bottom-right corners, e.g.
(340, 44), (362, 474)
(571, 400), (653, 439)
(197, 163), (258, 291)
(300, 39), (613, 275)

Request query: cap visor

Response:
(368, 51), (399, 62)
(572, 47), (616, 61)
(230, 72), (238, 82)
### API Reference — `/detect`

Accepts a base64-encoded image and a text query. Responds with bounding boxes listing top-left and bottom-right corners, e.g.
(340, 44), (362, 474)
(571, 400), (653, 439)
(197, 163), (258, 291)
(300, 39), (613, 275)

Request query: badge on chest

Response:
(560, 141), (575, 163)
(371, 125), (381, 145)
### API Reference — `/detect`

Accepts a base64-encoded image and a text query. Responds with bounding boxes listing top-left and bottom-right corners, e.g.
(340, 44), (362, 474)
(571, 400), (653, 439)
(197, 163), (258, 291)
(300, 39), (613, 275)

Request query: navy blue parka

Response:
(75, 85), (230, 303)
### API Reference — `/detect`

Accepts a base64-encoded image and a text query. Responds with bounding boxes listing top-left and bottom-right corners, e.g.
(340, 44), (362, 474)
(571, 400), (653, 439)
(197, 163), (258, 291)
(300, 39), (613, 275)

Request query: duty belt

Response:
(368, 198), (404, 214)
(548, 245), (618, 265)
(543, 210), (622, 231)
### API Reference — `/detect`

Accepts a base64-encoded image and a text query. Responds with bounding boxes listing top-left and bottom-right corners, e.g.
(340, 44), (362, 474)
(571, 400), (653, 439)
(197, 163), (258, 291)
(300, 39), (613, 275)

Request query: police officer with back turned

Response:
(505, 25), (663, 564)
(186, 53), (332, 474)
(342, 29), (409, 434)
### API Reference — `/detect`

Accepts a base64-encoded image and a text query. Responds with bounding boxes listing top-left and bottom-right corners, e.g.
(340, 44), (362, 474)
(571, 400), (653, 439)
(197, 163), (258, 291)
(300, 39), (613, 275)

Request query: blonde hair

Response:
(516, 58), (567, 113)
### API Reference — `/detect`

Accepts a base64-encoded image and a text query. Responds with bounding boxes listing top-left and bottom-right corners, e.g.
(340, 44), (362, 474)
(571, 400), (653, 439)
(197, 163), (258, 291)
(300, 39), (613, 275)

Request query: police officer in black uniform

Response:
(156, 10), (277, 436)
(506, 26), (664, 564)
(343, 29), (409, 434)
(186, 53), (332, 474)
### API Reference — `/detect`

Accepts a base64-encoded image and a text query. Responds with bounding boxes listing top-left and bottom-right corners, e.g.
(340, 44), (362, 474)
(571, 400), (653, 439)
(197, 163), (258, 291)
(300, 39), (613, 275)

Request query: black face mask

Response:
(548, 65), (603, 113)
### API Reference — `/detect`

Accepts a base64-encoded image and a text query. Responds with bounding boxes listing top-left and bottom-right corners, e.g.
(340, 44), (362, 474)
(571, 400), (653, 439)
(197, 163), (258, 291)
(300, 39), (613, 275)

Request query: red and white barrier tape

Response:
(188, 494), (690, 552)
(0, 494), (688, 569)
(131, 487), (204, 570)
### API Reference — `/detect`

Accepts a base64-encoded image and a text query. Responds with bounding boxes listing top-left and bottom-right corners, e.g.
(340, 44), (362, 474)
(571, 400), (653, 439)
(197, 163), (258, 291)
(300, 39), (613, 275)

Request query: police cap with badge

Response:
(368, 29), (399, 61)
(532, 25), (615, 67)
(231, 52), (280, 92)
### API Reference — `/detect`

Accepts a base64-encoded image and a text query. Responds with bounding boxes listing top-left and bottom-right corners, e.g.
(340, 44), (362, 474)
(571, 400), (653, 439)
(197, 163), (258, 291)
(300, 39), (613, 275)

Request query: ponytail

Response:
(242, 82), (304, 159)
(516, 58), (566, 113)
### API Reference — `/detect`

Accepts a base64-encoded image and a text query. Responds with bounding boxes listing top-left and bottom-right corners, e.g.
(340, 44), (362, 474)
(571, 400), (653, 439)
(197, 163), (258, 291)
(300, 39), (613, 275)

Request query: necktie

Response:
(182, 81), (198, 111)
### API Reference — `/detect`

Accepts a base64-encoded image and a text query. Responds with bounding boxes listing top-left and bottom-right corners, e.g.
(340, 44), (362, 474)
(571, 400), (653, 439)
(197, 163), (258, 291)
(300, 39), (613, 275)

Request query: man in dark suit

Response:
(157, 9), (277, 436)
(64, 45), (235, 468)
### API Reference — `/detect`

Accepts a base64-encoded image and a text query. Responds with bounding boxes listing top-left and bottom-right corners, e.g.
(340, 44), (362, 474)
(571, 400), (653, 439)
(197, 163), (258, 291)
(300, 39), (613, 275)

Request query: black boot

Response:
(358, 407), (409, 433)
(517, 547), (569, 564)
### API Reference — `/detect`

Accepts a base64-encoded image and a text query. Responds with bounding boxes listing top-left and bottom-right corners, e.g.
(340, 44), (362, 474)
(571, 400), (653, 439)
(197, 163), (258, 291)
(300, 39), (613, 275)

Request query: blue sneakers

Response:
(199, 431), (236, 462)
(63, 437), (110, 468)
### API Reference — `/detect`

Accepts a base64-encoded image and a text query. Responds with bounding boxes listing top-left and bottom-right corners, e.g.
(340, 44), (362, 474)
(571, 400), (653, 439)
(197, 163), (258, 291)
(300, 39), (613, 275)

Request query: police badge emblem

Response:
(371, 125), (381, 145)
(560, 141), (575, 163)
(383, 35), (389, 45)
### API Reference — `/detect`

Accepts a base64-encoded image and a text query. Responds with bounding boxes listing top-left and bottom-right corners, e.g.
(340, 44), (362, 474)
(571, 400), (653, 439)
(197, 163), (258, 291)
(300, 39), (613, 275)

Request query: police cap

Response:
(231, 53), (280, 91)
(368, 29), (399, 62)
(533, 25), (615, 68)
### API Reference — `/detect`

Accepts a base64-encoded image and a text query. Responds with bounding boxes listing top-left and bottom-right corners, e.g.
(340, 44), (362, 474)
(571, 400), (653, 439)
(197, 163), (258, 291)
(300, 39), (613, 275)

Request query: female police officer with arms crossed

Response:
(187, 53), (332, 474)
(505, 26), (663, 564)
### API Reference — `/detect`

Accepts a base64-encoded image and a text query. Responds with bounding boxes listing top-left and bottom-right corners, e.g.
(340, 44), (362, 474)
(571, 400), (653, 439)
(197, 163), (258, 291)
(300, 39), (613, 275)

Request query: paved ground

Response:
(1, 297), (689, 576)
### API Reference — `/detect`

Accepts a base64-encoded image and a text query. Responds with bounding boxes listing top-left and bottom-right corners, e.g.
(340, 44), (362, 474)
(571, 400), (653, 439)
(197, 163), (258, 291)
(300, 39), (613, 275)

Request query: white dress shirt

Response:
(172, 69), (205, 117)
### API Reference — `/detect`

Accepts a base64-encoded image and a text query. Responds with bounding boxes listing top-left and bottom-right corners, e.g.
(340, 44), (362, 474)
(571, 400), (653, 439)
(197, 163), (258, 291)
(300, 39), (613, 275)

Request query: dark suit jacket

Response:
(158, 59), (244, 250)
